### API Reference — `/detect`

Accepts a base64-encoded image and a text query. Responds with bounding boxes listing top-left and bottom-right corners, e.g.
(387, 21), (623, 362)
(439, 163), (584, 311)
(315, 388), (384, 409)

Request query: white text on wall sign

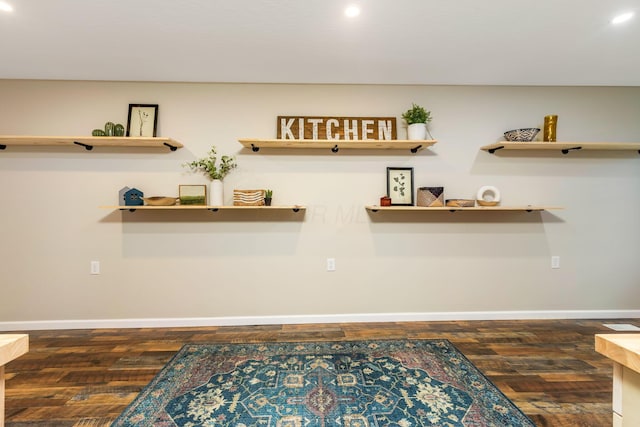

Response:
(277, 116), (397, 140)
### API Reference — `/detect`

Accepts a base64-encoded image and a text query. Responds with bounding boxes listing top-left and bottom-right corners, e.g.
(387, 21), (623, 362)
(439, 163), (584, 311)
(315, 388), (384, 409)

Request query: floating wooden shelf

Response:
(101, 205), (306, 213)
(481, 141), (640, 155)
(238, 138), (437, 153)
(0, 136), (183, 151)
(365, 205), (562, 212)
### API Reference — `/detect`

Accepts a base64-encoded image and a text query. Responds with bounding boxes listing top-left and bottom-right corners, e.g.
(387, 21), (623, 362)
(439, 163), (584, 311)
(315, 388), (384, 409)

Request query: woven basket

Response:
(233, 189), (266, 206)
(445, 199), (475, 207)
(417, 187), (444, 207)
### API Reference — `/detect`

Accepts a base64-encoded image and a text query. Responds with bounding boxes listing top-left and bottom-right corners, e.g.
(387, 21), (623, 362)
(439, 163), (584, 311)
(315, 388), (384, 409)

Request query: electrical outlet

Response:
(551, 256), (560, 269)
(327, 258), (336, 272)
(90, 261), (100, 275)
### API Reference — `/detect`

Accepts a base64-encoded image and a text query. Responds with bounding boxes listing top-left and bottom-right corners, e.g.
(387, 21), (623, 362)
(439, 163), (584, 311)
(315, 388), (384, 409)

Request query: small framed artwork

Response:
(179, 185), (207, 205)
(126, 104), (158, 137)
(386, 167), (414, 206)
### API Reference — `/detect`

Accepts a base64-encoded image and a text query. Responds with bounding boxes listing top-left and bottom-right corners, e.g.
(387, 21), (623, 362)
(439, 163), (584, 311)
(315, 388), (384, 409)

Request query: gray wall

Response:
(0, 80), (638, 329)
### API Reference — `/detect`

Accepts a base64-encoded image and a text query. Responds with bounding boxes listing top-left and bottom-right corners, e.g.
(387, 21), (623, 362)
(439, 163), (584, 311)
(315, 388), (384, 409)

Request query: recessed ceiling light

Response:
(611, 12), (634, 25)
(345, 5), (361, 18)
(0, 1), (13, 12)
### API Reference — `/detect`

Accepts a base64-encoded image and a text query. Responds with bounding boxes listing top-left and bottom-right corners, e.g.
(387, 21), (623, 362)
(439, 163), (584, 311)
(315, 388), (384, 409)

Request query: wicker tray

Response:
(233, 189), (266, 206)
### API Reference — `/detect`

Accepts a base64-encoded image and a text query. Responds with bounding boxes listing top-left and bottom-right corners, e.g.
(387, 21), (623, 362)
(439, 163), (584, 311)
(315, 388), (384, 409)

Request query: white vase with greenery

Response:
(183, 146), (237, 206)
(402, 103), (432, 140)
(210, 179), (224, 206)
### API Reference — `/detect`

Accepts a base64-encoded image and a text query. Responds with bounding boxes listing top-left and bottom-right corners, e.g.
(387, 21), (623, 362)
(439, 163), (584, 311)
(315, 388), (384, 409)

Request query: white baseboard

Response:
(1, 310), (639, 332)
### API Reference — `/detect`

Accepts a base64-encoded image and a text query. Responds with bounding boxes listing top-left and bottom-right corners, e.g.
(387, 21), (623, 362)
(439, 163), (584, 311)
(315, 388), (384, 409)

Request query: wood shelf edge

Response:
(0, 135), (183, 149)
(364, 205), (563, 212)
(481, 141), (640, 152)
(239, 138), (437, 143)
(238, 138), (437, 152)
(100, 205), (306, 211)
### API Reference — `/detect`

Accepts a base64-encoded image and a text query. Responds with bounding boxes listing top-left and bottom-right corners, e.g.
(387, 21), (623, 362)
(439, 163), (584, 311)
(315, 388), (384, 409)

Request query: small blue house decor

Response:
(122, 187), (144, 206)
(118, 187), (130, 206)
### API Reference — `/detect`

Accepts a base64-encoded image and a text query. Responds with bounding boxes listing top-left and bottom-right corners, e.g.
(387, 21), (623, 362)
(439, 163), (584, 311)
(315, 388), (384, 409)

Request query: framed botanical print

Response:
(386, 167), (414, 206)
(126, 104), (158, 137)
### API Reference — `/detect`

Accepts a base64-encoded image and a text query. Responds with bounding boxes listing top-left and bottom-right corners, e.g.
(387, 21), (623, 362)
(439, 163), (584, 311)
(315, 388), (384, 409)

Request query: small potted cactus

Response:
(264, 189), (273, 206)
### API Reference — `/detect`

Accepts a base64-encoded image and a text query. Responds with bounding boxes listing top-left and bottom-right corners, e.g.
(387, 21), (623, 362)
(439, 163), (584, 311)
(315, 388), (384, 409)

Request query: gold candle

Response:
(543, 115), (558, 142)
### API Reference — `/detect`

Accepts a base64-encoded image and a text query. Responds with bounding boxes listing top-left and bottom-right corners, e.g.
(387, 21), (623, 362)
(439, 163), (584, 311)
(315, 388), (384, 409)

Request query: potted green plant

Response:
(184, 146), (237, 206)
(264, 189), (273, 206)
(401, 103), (432, 140)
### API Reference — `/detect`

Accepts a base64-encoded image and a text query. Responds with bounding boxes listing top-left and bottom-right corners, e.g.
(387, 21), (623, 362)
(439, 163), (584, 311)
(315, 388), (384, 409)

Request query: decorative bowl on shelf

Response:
(503, 128), (540, 142)
(445, 199), (476, 207)
(142, 196), (178, 206)
(477, 200), (499, 206)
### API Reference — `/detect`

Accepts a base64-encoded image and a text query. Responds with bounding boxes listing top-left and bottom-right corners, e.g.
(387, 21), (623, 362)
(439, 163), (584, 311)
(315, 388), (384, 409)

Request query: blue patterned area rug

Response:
(112, 340), (534, 426)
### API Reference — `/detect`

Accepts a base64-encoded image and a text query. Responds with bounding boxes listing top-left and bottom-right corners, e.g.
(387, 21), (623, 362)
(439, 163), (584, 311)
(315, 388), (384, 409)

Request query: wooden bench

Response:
(596, 334), (640, 427)
(0, 335), (29, 427)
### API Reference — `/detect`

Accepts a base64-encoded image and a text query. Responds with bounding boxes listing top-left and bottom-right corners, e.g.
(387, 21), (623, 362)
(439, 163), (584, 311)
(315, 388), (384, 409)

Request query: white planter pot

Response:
(407, 123), (427, 140)
(210, 179), (224, 206)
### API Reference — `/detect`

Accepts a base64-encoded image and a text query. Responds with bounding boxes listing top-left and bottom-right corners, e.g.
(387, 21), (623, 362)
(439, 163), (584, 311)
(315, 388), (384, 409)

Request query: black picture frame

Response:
(386, 167), (414, 206)
(126, 104), (158, 137)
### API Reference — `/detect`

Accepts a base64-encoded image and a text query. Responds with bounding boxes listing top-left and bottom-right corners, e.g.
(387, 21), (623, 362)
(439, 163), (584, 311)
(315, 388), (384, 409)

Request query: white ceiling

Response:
(0, 0), (638, 86)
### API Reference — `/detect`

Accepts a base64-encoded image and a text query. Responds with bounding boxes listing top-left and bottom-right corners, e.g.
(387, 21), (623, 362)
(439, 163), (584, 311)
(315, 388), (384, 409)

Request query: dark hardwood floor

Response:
(3, 318), (634, 426)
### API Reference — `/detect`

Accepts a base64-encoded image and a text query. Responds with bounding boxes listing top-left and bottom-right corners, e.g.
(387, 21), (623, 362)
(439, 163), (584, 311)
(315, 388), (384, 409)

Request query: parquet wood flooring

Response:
(3, 318), (635, 426)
